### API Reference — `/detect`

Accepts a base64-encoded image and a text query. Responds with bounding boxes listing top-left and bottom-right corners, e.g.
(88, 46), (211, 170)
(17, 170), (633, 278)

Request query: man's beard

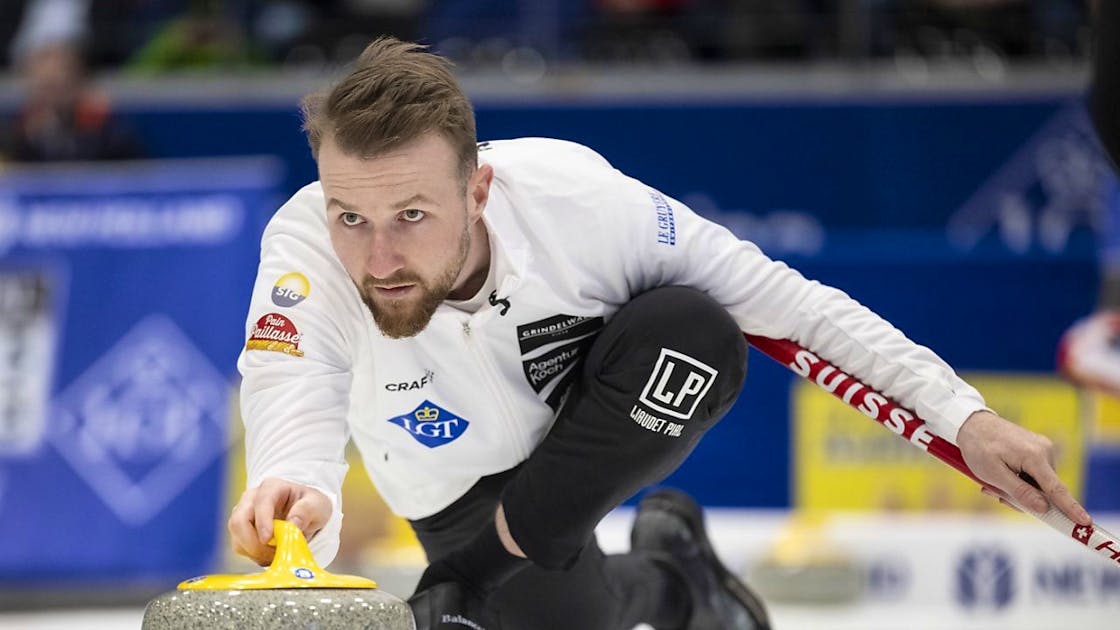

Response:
(359, 225), (471, 339)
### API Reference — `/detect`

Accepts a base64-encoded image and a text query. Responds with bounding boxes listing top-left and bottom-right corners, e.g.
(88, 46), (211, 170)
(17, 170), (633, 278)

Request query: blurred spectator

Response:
(0, 0), (1093, 70)
(243, 0), (426, 71)
(873, 0), (1088, 60)
(1, 1), (183, 70)
(586, 0), (701, 63)
(424, 0), (578, 67)
(719, 0), (833, 59)
(1, 0), (143, 162)
(126, 0), (260, 73)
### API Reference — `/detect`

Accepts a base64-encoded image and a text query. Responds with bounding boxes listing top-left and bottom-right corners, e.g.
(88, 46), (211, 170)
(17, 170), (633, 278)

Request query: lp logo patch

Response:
(638, 348), (718, 420)
(388, 400), (469, 448)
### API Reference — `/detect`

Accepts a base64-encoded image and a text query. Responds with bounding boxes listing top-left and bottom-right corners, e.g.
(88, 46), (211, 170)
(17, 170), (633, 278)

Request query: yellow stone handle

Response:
(178, 519), (378, 590)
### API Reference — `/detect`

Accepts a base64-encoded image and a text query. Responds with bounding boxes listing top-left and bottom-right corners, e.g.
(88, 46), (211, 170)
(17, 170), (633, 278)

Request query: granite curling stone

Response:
(142, 520), (416, 630)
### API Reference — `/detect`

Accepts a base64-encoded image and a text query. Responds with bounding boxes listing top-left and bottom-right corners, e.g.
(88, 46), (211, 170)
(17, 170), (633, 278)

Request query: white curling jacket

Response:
(238, 138), (987, 566)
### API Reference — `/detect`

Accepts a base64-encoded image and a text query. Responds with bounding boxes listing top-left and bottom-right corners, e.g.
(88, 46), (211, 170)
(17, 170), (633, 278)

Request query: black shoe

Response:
(408, 581), (500, 630)
(631, 488), (772, 630)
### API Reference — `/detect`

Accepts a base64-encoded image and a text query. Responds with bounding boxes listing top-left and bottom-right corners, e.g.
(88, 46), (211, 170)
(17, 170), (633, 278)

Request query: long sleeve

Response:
(238, 184), (367, 566)
(613, 182), (986, 444)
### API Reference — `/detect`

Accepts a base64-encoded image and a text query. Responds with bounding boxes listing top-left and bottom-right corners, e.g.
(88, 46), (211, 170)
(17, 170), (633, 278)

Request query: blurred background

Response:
(0, 0), (1117, 628)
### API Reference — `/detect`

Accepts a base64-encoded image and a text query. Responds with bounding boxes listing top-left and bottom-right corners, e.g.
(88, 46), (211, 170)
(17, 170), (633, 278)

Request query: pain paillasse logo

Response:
(246, 312), (305, 357)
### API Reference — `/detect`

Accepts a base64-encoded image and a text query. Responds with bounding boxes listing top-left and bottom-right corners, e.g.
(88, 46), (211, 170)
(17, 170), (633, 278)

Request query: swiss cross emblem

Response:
(1073, 524), (1094, 545)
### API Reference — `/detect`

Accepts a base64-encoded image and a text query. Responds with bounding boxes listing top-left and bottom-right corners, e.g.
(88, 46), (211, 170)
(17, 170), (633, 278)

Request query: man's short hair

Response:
(301, 37), (477, 185)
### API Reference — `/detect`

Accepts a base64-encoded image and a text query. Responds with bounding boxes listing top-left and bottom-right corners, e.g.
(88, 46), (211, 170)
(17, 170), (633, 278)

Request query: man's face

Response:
(320, 132), (482, 338)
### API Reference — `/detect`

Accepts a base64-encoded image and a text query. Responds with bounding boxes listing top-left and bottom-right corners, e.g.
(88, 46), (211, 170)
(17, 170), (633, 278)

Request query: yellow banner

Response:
(794, 374), (1083, 512)
(1088, 391), (1120, 444)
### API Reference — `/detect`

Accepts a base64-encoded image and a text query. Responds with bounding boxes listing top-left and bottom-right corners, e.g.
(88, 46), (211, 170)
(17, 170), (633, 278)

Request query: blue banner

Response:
(0, 157), (282, 584)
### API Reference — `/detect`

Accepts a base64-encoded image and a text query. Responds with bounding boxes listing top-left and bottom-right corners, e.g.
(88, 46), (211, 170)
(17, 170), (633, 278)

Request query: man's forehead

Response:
(321, 143), (457, 187)
(321, 131), (459, 165)
(321, 161), (425, 188)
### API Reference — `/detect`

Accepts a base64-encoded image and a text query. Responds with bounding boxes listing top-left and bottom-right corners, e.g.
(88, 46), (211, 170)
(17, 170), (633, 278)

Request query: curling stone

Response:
(142, 520), (416, 630)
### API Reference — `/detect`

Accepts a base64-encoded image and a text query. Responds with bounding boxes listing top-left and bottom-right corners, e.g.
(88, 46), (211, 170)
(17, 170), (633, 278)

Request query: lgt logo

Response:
(388, 400), (470, 448)
(638, 348), (718, 420)
(50, 315), (229, 525)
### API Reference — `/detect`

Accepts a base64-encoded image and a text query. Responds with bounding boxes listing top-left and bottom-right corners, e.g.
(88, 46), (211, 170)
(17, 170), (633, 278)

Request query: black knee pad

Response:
(586, 286), (747, 438)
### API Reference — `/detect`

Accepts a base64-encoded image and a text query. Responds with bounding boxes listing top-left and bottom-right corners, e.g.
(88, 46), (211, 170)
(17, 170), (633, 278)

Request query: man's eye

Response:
(401, 209), (425, 223)
(341, 212), (363, 226)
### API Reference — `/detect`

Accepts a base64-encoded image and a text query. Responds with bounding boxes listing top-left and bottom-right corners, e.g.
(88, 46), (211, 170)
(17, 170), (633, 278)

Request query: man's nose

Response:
(366, 231), (404, 280)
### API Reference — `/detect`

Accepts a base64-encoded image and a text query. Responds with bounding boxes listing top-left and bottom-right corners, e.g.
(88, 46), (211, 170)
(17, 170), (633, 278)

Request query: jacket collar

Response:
(480, 181), (531, 290)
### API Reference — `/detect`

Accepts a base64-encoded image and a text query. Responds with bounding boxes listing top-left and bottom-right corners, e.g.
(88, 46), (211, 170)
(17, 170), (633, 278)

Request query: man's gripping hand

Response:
(957, 410), (1092, 527)
(228, 478), (331, 566)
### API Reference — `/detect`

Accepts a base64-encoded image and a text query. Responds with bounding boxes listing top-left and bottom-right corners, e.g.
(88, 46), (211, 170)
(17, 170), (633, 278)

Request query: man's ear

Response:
(468, 164), (494, 221)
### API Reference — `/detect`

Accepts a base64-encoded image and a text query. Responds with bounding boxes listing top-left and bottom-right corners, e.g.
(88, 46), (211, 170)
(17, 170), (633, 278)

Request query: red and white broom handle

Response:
(745, 333), (1120, 569)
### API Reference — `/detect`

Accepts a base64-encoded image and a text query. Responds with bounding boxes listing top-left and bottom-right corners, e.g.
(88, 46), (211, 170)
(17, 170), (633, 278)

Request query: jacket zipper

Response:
(462, 319), (530, 461)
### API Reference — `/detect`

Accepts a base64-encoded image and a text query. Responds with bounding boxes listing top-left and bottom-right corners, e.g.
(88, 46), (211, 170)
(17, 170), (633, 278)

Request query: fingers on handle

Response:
(980, 486), (1024, 513)
(232, 540), (275, 568)
(228, 498), (274, 566)
(229, 480), (325, 565)
(286, 494), (327, 539)
(253, 481), (293, 545)
(1023, 461), (1092, 526)
(1006, 471), (1049, 514)
(227, 507), (256, 555)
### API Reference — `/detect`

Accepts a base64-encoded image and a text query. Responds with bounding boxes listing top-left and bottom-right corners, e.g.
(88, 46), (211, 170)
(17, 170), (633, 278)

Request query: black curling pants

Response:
(410, 286), (748, 630)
